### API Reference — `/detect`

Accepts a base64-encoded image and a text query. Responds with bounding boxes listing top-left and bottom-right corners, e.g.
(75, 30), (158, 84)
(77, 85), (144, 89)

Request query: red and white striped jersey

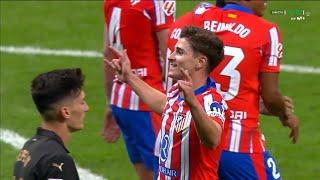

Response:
(104, 0), (175, 111)
(166, 4), (283, 153)
(157, 78), (228, 180)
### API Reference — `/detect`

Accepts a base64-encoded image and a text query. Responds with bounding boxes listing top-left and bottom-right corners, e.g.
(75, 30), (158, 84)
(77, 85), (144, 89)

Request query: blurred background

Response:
(1, 1), (319, 179)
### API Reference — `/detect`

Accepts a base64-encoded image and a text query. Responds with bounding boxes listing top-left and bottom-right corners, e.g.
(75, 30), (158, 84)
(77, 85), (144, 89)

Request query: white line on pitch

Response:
(1, 45), (320, 74)
(0, 128), (106, 180)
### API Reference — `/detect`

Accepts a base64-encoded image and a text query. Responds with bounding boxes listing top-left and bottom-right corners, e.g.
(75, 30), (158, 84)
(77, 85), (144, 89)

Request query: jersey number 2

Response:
(216, 46), (244, 101)
(267, 157), (281, 179)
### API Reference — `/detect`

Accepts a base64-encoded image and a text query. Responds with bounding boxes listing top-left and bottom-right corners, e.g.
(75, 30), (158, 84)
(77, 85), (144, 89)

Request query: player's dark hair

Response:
(180, 26), (224, 73)
(216, 0), (226, 8)
(31, 68), (85, 121)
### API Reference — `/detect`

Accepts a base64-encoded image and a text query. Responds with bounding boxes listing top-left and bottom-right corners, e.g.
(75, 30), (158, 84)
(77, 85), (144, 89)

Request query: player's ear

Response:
(196, 55), (208, 70)
(59, 106), (71, 121)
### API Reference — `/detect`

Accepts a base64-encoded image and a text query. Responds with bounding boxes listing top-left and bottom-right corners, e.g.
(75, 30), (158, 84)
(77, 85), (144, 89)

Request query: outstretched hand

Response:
(177, 68), (197, 105)
(104, 47), (133, 82)
(280, 109), (299, 144)
(101, 108), (121, 143)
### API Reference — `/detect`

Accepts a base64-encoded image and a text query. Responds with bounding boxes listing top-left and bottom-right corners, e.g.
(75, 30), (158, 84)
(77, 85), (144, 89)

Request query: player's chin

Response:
(168, 72), (178, 79)
(68, 123), (84, 132)
(168, 73), (183, 80)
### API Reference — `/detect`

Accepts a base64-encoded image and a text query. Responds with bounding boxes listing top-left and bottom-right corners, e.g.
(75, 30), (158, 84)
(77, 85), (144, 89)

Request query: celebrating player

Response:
(102, 0), (175, 179)
(166, 0), (299, 179)
(107, 26), (227, 179)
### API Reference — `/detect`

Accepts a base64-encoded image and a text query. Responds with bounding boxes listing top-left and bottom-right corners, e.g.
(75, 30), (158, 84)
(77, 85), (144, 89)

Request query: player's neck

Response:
(191, 73), (208, 90)
(41, 121), (71, 144)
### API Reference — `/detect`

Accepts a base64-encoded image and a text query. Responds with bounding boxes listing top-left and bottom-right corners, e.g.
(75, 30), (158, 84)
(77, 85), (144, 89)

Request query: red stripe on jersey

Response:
(251, 153), (267, 180)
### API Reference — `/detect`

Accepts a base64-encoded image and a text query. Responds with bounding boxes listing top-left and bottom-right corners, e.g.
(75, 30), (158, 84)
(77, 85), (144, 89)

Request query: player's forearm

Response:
(188, 101), (222, 148)
(260, 72), (288, 119)
(261, 91), (287, 119)
(126, 73), (166, 115)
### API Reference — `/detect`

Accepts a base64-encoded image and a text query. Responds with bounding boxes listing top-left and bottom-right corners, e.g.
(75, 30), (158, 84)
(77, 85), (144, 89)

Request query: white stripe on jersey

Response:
(268, 27), (279, 66)
(180, 111), (191, 180)
(129, 91), (139, 110)
(143, 10), (152, 20)
(117, 83), (126, 108)
(249, 133), (253, 153)
(110, 82), (117, 106)
(160, 0), (166, 25)
(229, 120), (242, 152)
(165, 101), (184, 180)
(158, 94), (178, 179)
(154, 0), (166, 26)
(260, 134), (266, 152)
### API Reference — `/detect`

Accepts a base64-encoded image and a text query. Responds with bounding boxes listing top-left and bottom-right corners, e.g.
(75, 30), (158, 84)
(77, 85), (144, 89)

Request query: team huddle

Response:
(13, 0), (299, 180)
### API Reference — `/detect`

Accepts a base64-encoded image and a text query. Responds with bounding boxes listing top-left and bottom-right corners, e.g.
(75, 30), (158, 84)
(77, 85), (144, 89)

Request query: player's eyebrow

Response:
(175, 46), (185, 53)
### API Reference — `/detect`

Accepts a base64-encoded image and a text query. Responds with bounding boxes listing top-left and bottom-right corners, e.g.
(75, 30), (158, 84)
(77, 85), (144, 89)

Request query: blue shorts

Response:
(218, 150), (281, 180)
(111, 105), (156, 170)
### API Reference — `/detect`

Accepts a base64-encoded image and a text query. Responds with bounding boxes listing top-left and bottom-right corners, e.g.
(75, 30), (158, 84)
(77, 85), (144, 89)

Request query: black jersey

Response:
(13, 127), (79, 180)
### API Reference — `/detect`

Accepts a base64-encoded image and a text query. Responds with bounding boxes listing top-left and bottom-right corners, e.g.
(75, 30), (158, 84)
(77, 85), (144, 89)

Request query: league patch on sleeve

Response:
(162, 1), (176, 16)
(207, 101), (226, 123)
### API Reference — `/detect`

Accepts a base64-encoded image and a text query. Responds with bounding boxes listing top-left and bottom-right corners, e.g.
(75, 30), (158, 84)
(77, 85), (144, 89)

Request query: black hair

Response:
(31, 68), (85, 120)
(216, 0), (226, 8)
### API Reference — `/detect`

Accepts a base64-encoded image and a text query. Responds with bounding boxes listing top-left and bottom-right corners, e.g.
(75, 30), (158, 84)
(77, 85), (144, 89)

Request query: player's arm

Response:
(106, 47), (167, 115)
(102, 23), (121, 143)
(260, 73), (299, 144)
(103, 24), (114, 102)
(156, 29), (169, 79)
(259, 95), (294, 115)
(260, 25), (299, 143)
(179, 69), (222, 148)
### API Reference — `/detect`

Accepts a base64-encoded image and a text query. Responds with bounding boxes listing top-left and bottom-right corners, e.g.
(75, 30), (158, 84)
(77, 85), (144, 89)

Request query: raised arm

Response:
(106, 47), (167, 115)
(178, 69), (222, 148)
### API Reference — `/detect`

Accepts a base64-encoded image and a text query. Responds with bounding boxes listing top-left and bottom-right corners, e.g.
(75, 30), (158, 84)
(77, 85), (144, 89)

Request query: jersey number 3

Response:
(216, 46), (244, 101)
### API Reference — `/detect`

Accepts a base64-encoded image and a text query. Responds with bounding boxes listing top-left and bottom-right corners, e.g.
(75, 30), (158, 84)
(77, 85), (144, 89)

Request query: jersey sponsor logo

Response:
(230, 110), (247, 120)
(132, 67), (148, 77)
(162, 1), (176, 16)
(16, 149), (31, 167)
(160, 134), (170, 162)
(52, 162), (64, 172)
(207, 101), (225, 122)
(159, 165), (178, 177)
(174, 113), (187, 133)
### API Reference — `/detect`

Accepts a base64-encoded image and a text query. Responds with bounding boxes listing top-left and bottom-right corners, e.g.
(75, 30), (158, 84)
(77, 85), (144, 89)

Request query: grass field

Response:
(1, 1), (319, 179)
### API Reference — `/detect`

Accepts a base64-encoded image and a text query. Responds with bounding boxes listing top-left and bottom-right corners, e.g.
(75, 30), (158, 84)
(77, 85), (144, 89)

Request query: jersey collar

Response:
(222, 3), (254, 14)
(37, 127), (70, 153)
(178, 77), (216, 102)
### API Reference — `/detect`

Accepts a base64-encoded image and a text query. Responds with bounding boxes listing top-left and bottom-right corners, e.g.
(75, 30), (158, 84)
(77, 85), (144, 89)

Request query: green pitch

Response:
(1, 1), (319, 179)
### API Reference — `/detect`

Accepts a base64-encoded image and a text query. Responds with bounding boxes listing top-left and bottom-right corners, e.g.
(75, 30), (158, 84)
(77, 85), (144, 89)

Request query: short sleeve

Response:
(148, 0), (176, 32)
(44, 154), (79, 180)
(202, 93), (227, 129)
(260, 25), (283, 73)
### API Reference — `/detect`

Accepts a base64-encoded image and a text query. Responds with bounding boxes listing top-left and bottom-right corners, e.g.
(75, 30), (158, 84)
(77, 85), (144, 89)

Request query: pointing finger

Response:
(108, 46), (123, 58)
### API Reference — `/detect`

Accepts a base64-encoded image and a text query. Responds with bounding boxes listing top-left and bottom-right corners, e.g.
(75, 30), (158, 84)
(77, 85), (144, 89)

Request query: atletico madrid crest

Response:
(174, 113), (188, 133)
